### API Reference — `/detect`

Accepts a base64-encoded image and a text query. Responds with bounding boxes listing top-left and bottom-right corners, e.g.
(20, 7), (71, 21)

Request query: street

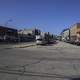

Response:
(0, 41), (80, 80)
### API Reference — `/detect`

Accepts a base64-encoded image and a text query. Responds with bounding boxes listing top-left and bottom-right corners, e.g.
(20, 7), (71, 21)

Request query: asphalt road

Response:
(0, 41), (80, 80)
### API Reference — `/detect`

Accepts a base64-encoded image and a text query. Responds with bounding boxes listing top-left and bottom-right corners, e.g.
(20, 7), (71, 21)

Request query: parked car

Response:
(36, 35), (46, 45)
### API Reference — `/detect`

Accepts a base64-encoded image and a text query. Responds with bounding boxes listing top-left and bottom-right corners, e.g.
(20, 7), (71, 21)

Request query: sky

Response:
(0, 0), (80, 35)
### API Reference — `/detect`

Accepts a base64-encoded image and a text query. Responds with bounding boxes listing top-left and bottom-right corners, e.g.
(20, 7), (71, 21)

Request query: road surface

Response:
(0, 41), (80, 80)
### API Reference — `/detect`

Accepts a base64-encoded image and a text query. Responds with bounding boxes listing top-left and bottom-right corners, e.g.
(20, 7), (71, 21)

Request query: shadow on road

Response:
(71, 78), (80, 80)
(40, 41), (58, 46)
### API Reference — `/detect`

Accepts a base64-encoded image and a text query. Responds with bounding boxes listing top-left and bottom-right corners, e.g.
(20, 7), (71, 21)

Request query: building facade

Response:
(18, 29), (34, 35)
(61, 23), (80, 43)
(70, 23), (80, 42)
(0, 26), (18, 42)
(61, 28), (70, 41)
(18, 28), (41, 42)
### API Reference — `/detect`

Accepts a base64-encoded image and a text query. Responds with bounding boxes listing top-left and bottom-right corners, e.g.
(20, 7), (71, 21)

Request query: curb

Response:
(14, 44), (36, 48)
(0, 44), (36, 50)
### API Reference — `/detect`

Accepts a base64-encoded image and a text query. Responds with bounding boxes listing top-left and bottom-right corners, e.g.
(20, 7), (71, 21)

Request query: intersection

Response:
(0, 42), (80, 80)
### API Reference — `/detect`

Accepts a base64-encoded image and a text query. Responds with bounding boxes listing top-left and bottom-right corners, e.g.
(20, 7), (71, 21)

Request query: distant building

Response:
(18, 28), (41, 42)
(18, 29), (34, 35)
(41, 32), (45, 37)
(60, 23), (80, 44)
(0, 26), (18, 42)
(61, 28), (70, 41)
(18, 29), (34, 42)
(57, 35), (62, 41)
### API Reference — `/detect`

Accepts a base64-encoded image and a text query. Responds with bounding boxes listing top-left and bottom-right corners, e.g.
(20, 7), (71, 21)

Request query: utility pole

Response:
(69, 29), (71, 41)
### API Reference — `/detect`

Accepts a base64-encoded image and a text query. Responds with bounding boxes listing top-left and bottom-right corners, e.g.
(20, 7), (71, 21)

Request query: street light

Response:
(5, 19), (12, 26)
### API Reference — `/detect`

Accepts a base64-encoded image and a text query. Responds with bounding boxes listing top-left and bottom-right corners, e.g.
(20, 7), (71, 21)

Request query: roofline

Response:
(70, 23), (80, 29)
(0, 26), (17, 31)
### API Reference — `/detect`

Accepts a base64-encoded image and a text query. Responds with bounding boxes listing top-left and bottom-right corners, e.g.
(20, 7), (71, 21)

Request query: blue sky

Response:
(0, 0), (80, 34)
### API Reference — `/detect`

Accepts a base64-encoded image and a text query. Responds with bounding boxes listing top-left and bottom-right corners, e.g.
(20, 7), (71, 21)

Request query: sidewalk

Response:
(0, 42), (36, 49)
(53, 41), (80, 48)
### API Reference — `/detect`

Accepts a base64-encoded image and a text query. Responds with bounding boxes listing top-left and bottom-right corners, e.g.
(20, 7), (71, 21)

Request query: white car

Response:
(36, 38), (43, 45)
(36, 35), (46, 45)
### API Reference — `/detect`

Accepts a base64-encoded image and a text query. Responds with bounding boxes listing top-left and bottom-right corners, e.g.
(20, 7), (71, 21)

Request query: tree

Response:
(33, 29), (41, 35)
(44, 32), (51, 43)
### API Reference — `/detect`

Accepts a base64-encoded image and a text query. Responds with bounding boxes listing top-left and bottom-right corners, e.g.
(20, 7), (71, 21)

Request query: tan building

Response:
(18, 28), (35, 42)
(18, 29), (34, 35)
(18, 28), (41, 42)
(70, 23), (80, 41)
